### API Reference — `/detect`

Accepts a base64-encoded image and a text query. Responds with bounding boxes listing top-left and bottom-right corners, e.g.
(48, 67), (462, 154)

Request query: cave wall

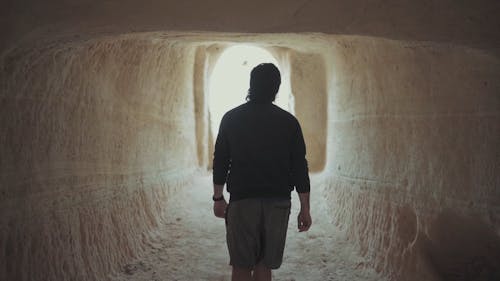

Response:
(0, 34), (198, 281)
(323, 36), (500, 280)
(1, 30), (499, 281)
(2, 0), (500, 54)
(290, 51), (328, 172)
(1, 0), (499, 276)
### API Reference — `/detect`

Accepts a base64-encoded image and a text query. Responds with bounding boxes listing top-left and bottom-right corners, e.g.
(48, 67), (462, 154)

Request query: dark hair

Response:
(246, 63), (281, 103)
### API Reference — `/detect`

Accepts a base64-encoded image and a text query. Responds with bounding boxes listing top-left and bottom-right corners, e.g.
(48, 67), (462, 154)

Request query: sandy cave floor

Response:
(109, 174), (387, 281)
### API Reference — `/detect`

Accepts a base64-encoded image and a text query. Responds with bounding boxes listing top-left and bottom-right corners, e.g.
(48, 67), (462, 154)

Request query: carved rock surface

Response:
(324, 37), (500, 280)
(1, 6), (499, 280)
(0, 35), (198, 281)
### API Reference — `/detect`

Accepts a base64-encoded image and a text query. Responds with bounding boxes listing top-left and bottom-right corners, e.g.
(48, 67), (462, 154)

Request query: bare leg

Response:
(232, 266), (252, 281)
(252, 263), (271, 281)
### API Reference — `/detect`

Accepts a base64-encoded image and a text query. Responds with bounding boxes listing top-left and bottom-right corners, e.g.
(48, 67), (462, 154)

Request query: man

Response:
(212, 63), (312, 281)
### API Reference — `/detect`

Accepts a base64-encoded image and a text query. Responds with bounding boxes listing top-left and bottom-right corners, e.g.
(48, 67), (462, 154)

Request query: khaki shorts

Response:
(225, 198), (291, 269)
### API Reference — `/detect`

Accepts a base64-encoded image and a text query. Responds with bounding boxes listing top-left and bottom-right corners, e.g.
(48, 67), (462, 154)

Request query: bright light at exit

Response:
(209, 45), (292, 137)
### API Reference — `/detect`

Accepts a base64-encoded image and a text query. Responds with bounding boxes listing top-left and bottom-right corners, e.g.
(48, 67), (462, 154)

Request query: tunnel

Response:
(1, 1), (499, 281)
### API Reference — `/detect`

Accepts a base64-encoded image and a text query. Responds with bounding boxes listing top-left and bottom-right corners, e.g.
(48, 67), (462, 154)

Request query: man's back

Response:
(211, 63), (311, 281)
(213, 101), (309, 202)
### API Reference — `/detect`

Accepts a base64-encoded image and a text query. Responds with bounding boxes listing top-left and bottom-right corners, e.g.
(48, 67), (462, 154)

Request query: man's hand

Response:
(213, 184), (226, 219)
(297, 192), (311, 232)
(213, 199), (228, 219)
(298, 209), (312, 232)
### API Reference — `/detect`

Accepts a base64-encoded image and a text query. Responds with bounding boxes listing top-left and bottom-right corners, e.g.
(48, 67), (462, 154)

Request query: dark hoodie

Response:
(213, 101), (310, 202)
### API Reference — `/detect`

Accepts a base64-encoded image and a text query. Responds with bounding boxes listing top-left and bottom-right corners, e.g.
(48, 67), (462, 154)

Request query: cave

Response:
(1, 1), (499, 281)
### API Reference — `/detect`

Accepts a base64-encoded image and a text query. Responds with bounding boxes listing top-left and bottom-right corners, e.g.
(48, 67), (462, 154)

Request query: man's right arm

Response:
(291, 120), (312, 231)
(298, 192), (311, 232)
(291, 120), (310, 194)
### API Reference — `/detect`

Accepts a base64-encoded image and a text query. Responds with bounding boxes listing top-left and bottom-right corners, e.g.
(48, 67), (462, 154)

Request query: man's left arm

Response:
(212, 117), (230, 218)
(213, 184), (227, 218)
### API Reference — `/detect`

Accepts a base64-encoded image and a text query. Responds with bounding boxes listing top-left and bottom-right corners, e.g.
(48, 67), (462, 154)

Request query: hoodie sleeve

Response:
(213, 115), (231, 185)
(290, 120), (310, 193)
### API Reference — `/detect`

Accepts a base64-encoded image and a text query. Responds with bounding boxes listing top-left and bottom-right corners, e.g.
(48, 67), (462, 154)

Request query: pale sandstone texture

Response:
(2, 0), (500, 53)
(1, 35), (198, 281)
(323, 37), (500, 280)
(1, 1), (500, 280)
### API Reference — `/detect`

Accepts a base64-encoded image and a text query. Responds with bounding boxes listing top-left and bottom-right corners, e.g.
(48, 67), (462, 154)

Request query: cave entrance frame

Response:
(193, 41), (327, 172)
(208, 45), (294, 144)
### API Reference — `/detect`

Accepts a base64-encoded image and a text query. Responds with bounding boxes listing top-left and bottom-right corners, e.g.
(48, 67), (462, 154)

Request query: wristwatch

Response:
(212, 195), (225, 201)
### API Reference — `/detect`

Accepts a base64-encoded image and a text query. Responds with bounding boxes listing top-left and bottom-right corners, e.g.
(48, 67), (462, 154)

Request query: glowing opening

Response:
(209, 45), (293, 136)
